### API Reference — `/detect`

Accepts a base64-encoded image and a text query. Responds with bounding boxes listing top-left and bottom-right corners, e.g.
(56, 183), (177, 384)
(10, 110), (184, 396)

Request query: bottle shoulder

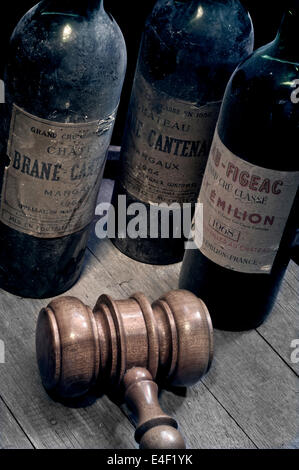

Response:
(218, 43), (299, 171)
(233, 41), (299, 83)
(4, 6), (127, 121)
(9, 6), (127, 67)
(139, 0), (253, 103)
(146, 0), (253, 56)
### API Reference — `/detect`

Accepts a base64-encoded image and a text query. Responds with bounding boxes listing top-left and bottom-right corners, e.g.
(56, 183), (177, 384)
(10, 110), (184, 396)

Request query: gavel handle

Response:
(123, 368), (186, 449)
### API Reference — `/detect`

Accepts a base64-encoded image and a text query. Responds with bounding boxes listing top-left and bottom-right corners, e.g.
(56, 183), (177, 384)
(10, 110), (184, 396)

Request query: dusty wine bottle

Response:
(179, 1), (299, 330)
(0, 0), (127, 298)
(111, 0), (254, 264)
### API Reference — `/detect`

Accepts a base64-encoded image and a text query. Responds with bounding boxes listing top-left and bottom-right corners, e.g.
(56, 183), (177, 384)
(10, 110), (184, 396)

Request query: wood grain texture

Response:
(257, 261), (299, 375)
(123, 385), (257, 449)
(0, 397), (33, 449)
(202, 329), (298, 449)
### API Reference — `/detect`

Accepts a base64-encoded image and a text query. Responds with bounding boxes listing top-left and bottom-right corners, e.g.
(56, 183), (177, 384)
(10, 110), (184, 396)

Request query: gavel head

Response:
(36, 290), (213, 398)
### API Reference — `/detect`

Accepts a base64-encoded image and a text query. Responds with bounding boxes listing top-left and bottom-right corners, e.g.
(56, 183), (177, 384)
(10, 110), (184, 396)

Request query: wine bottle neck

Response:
(275, 2), (299, 62)
(86, 0), (104, 11)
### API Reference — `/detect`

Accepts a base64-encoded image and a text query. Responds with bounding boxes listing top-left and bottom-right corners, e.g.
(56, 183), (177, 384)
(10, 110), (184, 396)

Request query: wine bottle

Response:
(0, 0), (127, 298)
(179, 1), (299, 330)
(111, 0), (254, 265)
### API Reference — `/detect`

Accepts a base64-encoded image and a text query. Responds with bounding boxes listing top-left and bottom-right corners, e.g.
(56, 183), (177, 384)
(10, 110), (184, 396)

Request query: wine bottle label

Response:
(0, 104), (115, 238)
(121, 72), (221, 204)
(197, 130), (299, 274)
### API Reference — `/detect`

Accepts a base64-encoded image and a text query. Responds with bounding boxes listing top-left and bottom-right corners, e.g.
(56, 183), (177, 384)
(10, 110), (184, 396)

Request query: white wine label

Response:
(197, 130), (299, 274)
(0, 104), (115, 238)
(121, 72), (221, 204)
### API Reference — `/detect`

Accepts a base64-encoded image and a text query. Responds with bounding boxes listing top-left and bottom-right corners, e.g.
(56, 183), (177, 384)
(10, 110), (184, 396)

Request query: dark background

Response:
(0, 1), (286, 145)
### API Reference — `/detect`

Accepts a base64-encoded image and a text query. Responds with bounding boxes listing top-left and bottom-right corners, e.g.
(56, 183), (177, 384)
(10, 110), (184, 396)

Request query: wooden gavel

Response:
(36, 289), (213, 449)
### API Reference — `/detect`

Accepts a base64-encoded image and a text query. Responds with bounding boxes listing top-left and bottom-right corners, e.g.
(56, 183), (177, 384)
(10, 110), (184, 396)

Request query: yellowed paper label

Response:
(197, 129), (299, 274)
(0, 104), (115, 238)
(121, 72), (221, 204)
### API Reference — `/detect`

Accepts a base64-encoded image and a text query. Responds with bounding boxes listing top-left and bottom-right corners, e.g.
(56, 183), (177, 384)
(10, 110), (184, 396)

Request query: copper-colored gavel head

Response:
(36, 289), (213, 449)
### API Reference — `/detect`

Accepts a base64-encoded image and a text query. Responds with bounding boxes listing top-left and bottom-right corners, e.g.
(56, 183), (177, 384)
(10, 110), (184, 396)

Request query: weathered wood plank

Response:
(0, 397), (33, 449)
(0, 250), (136, 449)
(202, 330), (298, 449)
(122, 385), (256, 449)
(88, 228), (298, 449)
(257, 261), (299, 375)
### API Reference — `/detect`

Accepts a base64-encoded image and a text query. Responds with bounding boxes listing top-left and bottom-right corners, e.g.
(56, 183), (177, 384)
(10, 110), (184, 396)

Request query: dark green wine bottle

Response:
(0, 0), (127, 298)
(179, 1), (299, 330)
(112, 0), (254, 265)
